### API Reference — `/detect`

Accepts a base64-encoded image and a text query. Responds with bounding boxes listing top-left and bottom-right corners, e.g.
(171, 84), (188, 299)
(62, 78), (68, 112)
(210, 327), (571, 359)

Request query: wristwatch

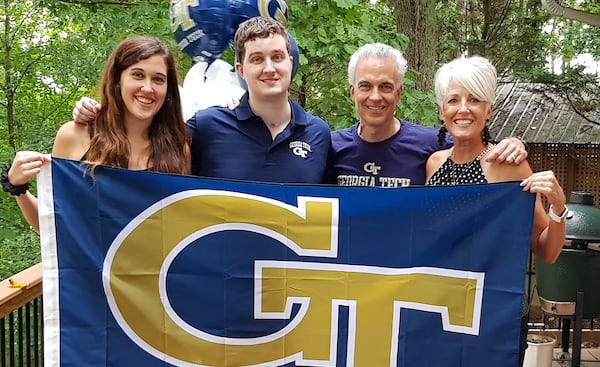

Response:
(548, 204), (568, 223)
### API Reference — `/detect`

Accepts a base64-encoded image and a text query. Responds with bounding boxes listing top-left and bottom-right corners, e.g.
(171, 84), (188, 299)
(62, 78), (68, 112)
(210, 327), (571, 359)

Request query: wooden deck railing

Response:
(0, 263), (43, 366)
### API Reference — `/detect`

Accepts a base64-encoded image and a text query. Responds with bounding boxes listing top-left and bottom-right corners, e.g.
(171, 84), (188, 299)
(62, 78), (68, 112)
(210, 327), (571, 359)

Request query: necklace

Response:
(447, 144), (494, 185)
(448, 144), (494, 163)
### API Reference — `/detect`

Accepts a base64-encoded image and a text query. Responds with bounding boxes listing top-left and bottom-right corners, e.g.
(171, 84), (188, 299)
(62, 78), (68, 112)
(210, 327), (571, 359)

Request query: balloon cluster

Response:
(170, 0), (289, 65)
(170, 0), (300, 114)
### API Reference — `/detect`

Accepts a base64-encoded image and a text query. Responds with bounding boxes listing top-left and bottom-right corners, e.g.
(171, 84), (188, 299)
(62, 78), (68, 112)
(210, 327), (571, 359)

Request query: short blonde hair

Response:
(434, 56), (497, 108)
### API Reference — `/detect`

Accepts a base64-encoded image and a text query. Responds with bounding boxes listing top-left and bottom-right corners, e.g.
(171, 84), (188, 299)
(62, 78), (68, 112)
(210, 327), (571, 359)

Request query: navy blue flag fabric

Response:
(38, 158), (534, 367)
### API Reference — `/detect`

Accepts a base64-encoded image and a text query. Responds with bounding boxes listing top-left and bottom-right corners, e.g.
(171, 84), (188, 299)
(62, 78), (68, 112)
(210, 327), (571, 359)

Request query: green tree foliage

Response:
(433, 0), (552, 77)
(288, 0), (441, 128)
(1, 0), (184, 154)
(0, 227), (40, 280)
(542, 0), (600, 73)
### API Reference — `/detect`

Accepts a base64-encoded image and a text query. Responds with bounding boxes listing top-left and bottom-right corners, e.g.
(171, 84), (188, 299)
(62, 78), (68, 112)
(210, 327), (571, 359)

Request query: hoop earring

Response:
(438, 121), (447, 146)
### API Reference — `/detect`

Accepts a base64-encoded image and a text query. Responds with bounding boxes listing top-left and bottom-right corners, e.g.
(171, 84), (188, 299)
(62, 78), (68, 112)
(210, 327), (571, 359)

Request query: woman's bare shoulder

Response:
(428, 148), (451, 166)
(52, 121), (91, 159)
(426, 148), (451, 181)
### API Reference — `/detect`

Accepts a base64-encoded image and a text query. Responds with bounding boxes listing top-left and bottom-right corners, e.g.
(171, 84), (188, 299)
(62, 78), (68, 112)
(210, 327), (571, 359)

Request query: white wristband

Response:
(548, 204), (568, 223)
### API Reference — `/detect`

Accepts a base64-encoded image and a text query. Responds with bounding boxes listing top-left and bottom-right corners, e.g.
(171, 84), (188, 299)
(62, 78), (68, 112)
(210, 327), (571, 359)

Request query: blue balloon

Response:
(229, 0), (289, 36)
(170, 0), (289, 65)
(288, 32), (300, 78)
(170, 0), (233, 65)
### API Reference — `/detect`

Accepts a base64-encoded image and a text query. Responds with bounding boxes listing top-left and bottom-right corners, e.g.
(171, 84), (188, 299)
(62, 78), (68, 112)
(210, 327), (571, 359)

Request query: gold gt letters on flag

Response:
(103, 190), (484, 367)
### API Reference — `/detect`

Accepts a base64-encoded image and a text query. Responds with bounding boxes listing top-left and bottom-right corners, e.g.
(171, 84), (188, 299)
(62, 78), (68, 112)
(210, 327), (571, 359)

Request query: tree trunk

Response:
(3, 0), (15, 150)
(390, 0), (438, 92)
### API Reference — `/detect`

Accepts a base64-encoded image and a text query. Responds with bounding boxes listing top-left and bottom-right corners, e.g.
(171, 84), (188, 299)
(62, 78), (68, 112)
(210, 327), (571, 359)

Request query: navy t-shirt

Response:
(331, 121), (452, 187)
(187, 93), (333, 184)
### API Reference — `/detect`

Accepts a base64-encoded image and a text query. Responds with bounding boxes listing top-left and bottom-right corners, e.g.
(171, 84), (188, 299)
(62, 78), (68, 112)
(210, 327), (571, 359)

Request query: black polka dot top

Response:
(428, 145), (494, 186)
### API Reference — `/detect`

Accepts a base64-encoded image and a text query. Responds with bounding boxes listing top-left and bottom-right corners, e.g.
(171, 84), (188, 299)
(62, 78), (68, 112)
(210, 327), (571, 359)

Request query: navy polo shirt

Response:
(187, 93), (333, 184)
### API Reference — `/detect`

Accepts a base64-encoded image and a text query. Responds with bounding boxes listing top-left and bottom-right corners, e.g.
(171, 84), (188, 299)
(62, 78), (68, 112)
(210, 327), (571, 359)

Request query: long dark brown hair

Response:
(85, 35), (190, 174)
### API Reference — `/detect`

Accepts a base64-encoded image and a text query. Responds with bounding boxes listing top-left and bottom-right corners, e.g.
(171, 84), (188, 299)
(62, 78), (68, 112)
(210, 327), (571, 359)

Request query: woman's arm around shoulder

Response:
(482, 155), (533, 183)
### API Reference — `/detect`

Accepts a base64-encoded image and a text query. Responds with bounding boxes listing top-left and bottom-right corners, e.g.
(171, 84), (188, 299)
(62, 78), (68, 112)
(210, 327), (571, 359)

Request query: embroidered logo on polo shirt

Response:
(289, 141), (312, 159)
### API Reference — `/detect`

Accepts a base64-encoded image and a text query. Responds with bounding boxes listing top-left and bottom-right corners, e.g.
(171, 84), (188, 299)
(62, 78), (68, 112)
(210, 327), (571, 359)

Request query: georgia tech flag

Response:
(37, 158), (534, 367)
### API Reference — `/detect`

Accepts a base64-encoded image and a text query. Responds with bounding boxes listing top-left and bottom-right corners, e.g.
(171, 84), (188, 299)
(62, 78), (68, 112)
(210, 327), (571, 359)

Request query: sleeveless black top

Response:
(428, 145), (493, 186)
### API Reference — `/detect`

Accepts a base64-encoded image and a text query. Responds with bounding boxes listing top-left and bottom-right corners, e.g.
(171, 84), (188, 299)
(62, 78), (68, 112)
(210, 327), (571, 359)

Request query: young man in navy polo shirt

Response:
(186, 17), (332, 184)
